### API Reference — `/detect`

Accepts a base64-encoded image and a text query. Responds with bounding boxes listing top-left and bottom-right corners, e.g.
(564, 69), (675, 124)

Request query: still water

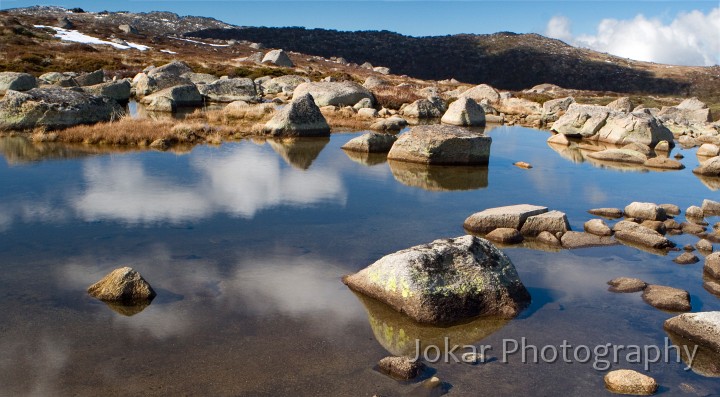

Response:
(0, 127), (718, 396)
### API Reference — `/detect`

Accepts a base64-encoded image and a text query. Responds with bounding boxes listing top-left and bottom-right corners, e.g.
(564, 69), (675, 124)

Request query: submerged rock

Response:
(464, 204), (547, 234)
(87, 267), (156, 303)
(387, 125), (491, 165)
(263, 93), (330, 137)
(342, 235), (531, 324)
(560, 231), (617, 249)
(377, 356), (424, 380)
(588, 208), (623, 219)
(664, 312), (720, 354)
(536, 231), (562, 246)
(607, 277), (647, 293)
(604, 370), (658, 396)
(0, 88), (123, 130)
(644, 157), (684, 170)
(642, 285), (691, 311)
(341, 132), (397, 153)
(587, 149), (647, 164)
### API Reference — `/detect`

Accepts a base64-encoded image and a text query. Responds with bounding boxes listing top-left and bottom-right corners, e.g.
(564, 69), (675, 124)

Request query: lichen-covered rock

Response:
(642, 285), (691, 311)
(262, 93), (330, 137)
(198, 78), (257, 102)
(400, 97), (446, 119)
(464, 205), (547, 235)
(261, 75), (309, 95)
(342, 132), (397, 153)
(624, 202), (667, 221)
(607, 277), (647, 293)
(181, 72), (218, 85)
(293, 81), (373, 108)
(0, 88), (123, 130)
(342, 235), (531, 324)
(664, 312), (720, 353)
(261, 49), (294, 67)
(377, 356), (424, 380)
(458, 84), (500, 103)
(388, 125), (491, 165)
(87, 267), (156, 302)
(140, 84), (203, 111)
(83, 80), (131, 102)
(441, 97), (485, 126)
(0, 72), (37, 94)
(604, 370), (658, 395)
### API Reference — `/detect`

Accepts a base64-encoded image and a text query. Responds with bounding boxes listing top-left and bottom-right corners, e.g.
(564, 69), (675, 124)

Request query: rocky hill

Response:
(189, 27), (719, 99)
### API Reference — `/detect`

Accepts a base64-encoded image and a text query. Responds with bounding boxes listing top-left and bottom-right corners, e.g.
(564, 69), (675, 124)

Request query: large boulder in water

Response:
(198, 78), (258, 102)
(342, 235), (531, 324)
(0, 88), (123, 130)
(387, 125), (491, 165)
(552, 104), (673, 147)
(0, 72), (37, 95)
(262, 93), (330, 137)
(293, 81), (374, 107)
(664, 312), (720, 353)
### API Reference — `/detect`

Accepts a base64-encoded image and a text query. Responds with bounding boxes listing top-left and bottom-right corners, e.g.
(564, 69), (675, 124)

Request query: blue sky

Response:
(3, 1), (719, 65)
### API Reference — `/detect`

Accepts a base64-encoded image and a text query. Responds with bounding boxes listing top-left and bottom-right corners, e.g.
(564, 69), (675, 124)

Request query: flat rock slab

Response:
(642, 285), (691, 312)
(464, 204), (548, 234)
(604, 369), (658, 395)
(387, 125), (492, 165)
(343, 235), (531, 324)
(615, 226), (674, 250)
(664, 312), (720, 354)
(644, 157), (684, 170)
(587, 148), (647, 164)
(588, 208), (623, 218)
(520, 210), (570, 237)
(561, 231), (618, 249)
(607, 277), (647, 293)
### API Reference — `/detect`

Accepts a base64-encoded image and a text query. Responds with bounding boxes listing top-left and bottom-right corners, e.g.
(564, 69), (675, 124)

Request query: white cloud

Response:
(545, 8), (720, 66)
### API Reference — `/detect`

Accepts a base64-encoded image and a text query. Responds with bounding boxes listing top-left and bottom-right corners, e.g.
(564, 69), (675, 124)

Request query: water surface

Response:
(0, 127), (718, 396)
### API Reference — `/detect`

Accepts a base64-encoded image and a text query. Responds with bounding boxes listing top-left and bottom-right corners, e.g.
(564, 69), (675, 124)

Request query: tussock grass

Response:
(321, 107), (374, 131)
(372, 86), (424, 110)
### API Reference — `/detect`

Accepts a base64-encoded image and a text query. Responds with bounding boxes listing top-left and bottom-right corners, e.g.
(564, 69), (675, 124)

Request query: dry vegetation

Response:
(372, 86), (424, 110)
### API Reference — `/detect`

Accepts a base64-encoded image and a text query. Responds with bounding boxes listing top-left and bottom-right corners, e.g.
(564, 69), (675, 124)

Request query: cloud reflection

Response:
(73, 144), (346, 224)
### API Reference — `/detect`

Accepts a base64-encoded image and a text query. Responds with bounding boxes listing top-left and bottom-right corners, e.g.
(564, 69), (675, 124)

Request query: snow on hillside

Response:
(34, 25), (151, 51)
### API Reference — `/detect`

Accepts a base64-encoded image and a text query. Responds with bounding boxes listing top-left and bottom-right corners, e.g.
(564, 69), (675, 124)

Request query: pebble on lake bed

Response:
(377, 356), (424, 380)
(604, 369), (658, 395)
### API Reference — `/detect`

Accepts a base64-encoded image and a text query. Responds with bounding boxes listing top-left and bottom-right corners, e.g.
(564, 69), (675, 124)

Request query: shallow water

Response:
(0, 126), (718, 396)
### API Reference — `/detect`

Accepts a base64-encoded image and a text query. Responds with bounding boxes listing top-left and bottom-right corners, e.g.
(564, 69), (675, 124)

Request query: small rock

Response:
(624, 202), (667, 221)
(681, 222), (706, 235)
(547, 134), (570, 145)
(683, 244), (695, 252)
(642, 285), (691, 311)
(588, 208), (623, 219)
(705, 279), (720, 296)
(702, 199), (720, 216)
(644, 157), (684, 170)
(604, 369), (658, 395)
(342, 132), (397, 153)
(705, 252), (720, 278)
(536, 231), (561, 246)
(607, 277), (647, 293)
(673, 252), (699, 265)
(697, 239), (713, 252)
(674, 153), (684, 159)
(423, 376), (442, 389)
(686, 206), (704, 219)
(377, 356), (424, 380)
(149, 138), (170, 150)
(520, 210), (570, 237)
(514, 161), (532, 169)
(584, 219), (612, 236)
(461, 352), (486, 364)
(587, 148), (647, 164)
(261, 49), (294, 67)
(440, 97), (485, 126)
(486, 228), (523, 244)
(561, 231), (617, 249)
(663, 219), (682, 231)
(87, 267), (156, 302)
(697, 143), (720, 157)
(655, 140), (670, 151)
(659, 204), (681, 216)
(640, 220), (666, 235)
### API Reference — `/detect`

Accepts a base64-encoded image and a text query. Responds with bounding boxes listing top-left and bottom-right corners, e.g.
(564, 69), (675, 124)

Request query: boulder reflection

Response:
(267, 137), (330, 170)
(352, 292), (508, 356)
(388, 160), (489, 191)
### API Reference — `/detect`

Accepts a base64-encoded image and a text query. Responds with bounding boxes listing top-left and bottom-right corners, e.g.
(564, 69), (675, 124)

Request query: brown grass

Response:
(321, 107), (374, 131)
(186, 103), (276, 131)
(372, 86), (424, 110)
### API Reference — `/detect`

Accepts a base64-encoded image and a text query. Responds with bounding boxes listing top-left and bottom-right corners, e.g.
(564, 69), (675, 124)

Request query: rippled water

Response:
(0, 126), (718, 396)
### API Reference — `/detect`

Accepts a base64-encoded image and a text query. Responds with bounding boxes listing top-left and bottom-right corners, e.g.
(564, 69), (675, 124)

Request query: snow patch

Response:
(34, 25), (150, 51)
(171, 36), (230, 47)
(161, 49), (178, 54)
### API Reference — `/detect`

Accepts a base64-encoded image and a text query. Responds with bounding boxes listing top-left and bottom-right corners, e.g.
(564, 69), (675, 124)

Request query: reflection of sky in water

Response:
(1, 127), (719, 395)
